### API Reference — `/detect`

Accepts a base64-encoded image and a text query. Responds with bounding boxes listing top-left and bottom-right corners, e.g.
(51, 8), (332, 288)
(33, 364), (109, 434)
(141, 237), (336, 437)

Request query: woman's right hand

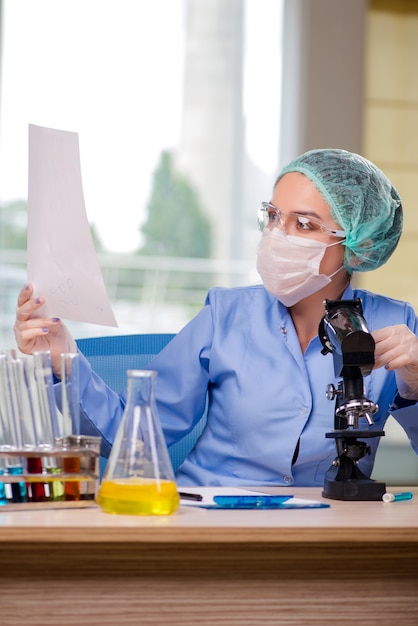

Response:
(14, 283), (77, 375)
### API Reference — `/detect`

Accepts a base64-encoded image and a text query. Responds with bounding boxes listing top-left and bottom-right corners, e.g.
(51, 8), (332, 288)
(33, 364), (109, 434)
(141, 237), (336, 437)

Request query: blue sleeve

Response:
(147, 303), (213, 445)
(77, 301), (214, 451)
(384, 299), (418, 452)
(390, 405), (418, 454)
(77, 351), (127, 456)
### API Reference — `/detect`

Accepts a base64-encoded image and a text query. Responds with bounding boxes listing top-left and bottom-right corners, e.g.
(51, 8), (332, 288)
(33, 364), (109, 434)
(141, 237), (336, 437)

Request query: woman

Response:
(14, 148), (418, 487)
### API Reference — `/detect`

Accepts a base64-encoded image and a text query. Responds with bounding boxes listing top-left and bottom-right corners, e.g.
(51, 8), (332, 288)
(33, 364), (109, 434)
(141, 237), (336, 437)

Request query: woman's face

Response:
(271, 172), (346, 276)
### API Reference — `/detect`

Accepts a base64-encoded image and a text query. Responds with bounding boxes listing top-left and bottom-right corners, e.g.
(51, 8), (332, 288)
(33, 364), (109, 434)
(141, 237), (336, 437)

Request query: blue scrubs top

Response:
(78, 284), (418, 486)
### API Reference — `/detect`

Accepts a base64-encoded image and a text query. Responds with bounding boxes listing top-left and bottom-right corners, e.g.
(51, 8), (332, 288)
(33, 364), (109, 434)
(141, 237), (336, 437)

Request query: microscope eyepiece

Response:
(318, 298), (375, 378)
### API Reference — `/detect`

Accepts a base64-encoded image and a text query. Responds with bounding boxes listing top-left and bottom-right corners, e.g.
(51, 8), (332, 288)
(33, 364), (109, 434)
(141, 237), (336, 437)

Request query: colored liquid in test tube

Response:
(0, 465), (8, 506)
(26, 457), (46, 502)
(46, 467), (65, 501)
(8, 466), (28, 503)
(63, 456), (81, 501)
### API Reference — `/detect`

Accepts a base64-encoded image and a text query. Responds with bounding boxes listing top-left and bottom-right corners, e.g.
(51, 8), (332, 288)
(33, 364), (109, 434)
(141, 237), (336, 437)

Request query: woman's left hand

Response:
(373, 324), (418, 401)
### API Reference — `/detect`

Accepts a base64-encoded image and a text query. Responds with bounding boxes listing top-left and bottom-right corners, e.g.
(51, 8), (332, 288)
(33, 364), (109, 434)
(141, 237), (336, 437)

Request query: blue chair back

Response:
(76, 333), (176, 393)
(76, 333), (206, 471)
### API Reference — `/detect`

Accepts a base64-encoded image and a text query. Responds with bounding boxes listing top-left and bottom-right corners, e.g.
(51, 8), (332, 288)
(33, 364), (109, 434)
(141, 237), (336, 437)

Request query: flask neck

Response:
(125, 370), (157, 407)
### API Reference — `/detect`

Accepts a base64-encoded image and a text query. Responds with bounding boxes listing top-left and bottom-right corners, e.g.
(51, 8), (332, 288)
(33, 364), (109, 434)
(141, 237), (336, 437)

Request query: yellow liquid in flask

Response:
(97, 478), (179, 515)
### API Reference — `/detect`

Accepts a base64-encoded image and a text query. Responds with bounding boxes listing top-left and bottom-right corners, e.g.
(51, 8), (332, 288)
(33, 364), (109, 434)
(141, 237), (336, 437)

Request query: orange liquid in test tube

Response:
(63, 456), (81, 501)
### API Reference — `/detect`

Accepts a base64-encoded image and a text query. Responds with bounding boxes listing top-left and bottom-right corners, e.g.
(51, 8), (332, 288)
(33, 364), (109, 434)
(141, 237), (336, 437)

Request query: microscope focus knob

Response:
(326, 384), (338, 401)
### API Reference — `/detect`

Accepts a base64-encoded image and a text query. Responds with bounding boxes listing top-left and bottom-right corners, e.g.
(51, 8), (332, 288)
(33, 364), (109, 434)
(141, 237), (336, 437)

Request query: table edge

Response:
(1, 526), (418, 543)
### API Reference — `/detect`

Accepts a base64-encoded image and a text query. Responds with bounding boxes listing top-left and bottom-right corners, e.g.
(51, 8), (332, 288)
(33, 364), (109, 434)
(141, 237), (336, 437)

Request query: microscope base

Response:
(323, 429), (386, 500)
(323, 474), (386, 501)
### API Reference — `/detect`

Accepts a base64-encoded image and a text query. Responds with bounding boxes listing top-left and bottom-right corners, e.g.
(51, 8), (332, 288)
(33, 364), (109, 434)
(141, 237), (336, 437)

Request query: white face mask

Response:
(256, 227), (344, 307)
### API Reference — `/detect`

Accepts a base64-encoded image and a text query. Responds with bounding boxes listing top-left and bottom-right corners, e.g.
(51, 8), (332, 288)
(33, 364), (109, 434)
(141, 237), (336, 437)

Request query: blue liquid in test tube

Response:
(0, 469), (7, 506)
(8, 465), (28, 503)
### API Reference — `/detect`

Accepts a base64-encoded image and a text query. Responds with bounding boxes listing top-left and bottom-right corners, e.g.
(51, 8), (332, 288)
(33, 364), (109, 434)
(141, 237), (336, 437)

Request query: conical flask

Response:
(97, 370), (179, 515)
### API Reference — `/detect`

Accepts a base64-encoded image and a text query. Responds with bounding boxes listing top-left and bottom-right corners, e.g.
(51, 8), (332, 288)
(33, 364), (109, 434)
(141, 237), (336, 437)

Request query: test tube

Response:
(0, 352), (28, 503)
(0, 354), (13, 503)
(33, 351), (59, 441)
(0, 354), (13, 445)
(60, 353), (81, 501)
(32, 351), (62, 501)
(0, 461), (7, 506)
(0, 360), (8, 505)
(12, 355), (45, 502)
(60, 353), (80, 437)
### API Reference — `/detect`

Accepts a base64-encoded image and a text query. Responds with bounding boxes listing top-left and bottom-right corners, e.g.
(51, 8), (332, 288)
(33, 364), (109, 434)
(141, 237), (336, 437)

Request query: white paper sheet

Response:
(179, 486), (329, 508)
(27, 124), (117, 326)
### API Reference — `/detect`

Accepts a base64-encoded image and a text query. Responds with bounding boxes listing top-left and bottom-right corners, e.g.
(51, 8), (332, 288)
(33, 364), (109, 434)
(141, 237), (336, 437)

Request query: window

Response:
(0, 0), (283, 341)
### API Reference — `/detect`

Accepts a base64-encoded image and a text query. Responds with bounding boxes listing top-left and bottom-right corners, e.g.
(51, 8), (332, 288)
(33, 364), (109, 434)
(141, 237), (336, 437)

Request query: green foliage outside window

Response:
(139, 151), (212, 259)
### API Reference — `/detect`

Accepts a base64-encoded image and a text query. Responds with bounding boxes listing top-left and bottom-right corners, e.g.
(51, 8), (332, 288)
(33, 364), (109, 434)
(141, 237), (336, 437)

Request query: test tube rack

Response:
(0, 435), (101, 510)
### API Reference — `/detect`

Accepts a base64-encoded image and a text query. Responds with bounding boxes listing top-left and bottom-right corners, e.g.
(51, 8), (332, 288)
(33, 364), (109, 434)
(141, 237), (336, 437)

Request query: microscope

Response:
(318, 298), (386, 500)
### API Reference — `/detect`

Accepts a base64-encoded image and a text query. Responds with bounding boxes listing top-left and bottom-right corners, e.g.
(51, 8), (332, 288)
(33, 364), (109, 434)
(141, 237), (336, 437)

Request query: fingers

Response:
(16, 284), (45, 323)
(16, 283), (34, 308)
(14, 285), (76, 368)
(15, 315), (61, 338)
(15, 285), (58, 329)
(372, 325), (417, 370)
(372, 327), (392, 368)
(14, 283), (64, 355)
(373, 325), (418, 400)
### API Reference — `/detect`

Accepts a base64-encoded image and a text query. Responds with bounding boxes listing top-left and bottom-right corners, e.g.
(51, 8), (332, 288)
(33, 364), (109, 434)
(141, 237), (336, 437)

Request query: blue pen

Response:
(382, 491), (414, 503)
(210, 495), (330, 509)
(213, 495), (292, 509)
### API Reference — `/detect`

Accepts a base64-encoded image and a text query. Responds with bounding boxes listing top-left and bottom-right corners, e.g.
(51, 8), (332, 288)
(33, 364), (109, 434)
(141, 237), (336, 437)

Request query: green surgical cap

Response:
(276, 148), (403, 273)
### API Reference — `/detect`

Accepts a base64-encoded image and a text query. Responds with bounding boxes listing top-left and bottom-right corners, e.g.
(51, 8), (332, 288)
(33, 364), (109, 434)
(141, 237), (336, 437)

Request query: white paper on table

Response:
(179, 486), (329, 508)
(27, 123), (117, 326)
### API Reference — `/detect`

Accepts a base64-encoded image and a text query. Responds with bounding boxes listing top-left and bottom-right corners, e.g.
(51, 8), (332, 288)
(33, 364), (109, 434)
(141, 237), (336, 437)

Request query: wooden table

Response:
(0, 486), (417, 625)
